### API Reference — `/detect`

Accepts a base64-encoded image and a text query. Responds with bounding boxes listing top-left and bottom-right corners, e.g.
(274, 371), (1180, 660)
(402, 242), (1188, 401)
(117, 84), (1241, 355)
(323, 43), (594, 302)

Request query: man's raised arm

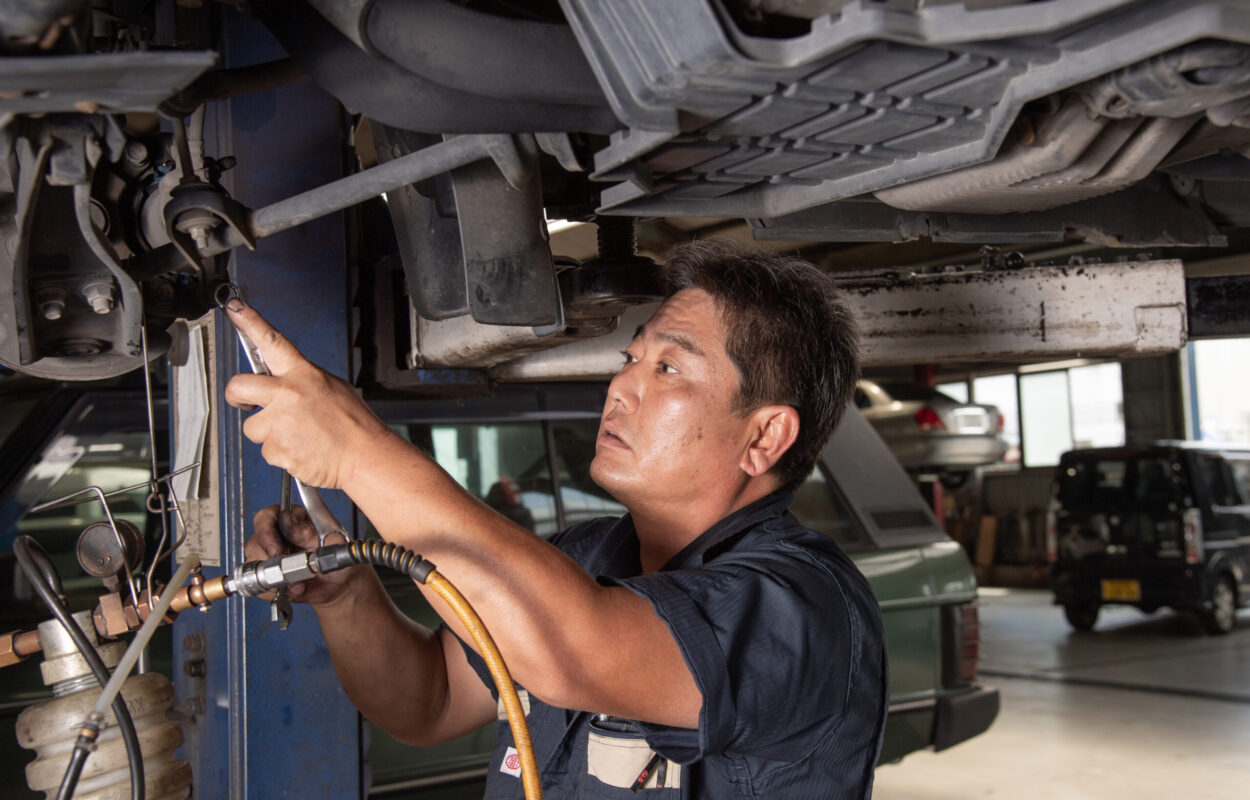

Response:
(222, 298), (703, 731)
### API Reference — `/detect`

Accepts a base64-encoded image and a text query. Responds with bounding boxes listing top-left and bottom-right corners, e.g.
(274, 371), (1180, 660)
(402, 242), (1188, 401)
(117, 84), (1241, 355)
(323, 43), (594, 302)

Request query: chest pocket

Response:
(584, 716), (682, 797)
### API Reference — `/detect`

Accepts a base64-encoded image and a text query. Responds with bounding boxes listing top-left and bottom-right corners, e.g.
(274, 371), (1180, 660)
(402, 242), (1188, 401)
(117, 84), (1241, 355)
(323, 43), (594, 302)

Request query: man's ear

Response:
(741, 405), (800, 478)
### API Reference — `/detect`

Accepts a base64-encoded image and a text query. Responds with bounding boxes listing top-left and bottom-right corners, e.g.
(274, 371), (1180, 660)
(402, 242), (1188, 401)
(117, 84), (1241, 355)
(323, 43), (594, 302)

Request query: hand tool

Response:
(214, 283), (353, 632)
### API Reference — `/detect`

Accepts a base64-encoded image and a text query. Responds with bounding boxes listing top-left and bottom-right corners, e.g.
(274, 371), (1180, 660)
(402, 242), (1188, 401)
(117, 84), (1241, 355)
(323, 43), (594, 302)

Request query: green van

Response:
(0, 381), (997, 798)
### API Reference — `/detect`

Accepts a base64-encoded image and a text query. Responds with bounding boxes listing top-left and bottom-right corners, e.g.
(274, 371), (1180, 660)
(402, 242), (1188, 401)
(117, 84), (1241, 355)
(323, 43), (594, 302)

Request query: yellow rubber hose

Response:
(425, 569), (542, 800)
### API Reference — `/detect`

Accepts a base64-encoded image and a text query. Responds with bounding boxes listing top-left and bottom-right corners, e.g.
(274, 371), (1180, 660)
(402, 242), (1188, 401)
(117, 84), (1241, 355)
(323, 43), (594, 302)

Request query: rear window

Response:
(791, 465), (870, 552)
(384, 417), (625, 539)
(1199, 455), (1243, 506)
(1056, 455), (1186, 514)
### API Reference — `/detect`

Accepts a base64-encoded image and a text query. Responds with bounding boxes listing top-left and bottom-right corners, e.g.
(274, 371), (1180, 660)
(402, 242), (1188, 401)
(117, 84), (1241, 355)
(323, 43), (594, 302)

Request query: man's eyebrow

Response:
(633, 323), (706, 357)
(657, 330), (705, 357)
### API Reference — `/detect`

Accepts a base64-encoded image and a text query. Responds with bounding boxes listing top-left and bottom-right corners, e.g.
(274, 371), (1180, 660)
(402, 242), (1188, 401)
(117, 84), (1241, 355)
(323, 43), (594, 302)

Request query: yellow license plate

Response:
(1101, 579), (1141, 602)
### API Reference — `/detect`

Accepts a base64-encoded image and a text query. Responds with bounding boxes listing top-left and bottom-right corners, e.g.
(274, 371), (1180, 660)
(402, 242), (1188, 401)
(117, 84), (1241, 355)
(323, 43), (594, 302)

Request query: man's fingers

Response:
(241, 410), (271, 448)
(249, 506), (289, 558)
(224, 298), (305, 376)
(224, 373), (277, 411)
(278, 507), (320, 549)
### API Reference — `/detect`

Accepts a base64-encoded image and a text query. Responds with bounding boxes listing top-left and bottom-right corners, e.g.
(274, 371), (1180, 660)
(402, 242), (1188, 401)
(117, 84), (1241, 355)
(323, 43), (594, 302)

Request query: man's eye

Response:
(620, 350), (637, 365)
(659, 361), (678, 374)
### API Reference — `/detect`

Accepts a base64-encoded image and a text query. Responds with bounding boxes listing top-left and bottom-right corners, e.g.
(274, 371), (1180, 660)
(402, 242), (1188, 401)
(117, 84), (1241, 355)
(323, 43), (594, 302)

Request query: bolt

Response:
(36, 288), (67, 320)
(189, 224), (211, 251)
(183, 658), (206, 678)
(182, 633), (206, 653)
(81, 281), (114, 314)
(124, 140), (149, 168)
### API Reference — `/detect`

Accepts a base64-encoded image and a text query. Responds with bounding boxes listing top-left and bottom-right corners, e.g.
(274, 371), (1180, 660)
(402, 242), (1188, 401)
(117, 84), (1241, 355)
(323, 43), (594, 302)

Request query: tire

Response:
(1064, 603), (1099, 631)
(1203, 575), (1237, 635)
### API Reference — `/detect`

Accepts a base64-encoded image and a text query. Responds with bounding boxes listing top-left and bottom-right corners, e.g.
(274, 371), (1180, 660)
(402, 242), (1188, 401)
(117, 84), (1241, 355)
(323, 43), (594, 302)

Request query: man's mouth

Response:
(598, 424), (629, 450)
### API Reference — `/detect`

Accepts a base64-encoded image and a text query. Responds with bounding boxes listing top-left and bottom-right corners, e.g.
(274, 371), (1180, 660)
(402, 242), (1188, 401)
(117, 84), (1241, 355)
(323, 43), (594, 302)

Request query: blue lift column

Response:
(172, 9), (362, 799)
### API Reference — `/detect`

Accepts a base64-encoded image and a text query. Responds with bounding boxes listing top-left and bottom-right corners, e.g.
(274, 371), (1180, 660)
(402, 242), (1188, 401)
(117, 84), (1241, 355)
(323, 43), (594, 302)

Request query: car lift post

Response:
(171, 9), (361, 799)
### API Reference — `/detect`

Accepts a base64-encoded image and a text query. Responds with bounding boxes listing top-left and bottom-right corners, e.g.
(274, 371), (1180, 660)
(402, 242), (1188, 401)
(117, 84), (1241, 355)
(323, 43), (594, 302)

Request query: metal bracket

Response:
(163, 181), (256, 274)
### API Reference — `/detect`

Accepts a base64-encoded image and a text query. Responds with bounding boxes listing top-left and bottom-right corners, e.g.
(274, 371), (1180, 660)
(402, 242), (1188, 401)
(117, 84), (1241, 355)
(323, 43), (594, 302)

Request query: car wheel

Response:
(1064, 603), (1099, 632)
(939, 471), (970, 490)
(1203, 575), (1237, 635)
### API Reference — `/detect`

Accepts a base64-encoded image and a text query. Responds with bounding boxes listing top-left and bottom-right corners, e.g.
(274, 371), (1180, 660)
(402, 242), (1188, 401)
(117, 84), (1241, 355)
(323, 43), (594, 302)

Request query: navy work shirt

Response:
(456, 492), (888, 799)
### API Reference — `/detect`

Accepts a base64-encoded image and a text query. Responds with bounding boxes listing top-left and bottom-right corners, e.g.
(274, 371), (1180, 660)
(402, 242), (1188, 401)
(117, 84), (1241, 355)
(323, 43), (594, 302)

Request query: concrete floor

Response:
(873, 589), (1250, 799)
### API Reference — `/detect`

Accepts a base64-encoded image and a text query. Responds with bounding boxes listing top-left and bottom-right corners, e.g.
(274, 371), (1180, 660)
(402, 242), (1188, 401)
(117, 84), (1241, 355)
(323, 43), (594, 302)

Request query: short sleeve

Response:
(604, 542), (857, 764)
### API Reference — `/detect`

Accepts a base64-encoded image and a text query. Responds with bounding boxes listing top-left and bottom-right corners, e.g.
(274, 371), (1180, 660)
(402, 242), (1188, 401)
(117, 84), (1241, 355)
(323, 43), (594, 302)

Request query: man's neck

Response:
(629, 479), (778, 573)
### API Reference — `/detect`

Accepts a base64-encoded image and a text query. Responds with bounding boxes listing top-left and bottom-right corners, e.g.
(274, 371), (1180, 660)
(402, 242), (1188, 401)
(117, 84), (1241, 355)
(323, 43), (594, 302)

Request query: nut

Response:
(80, 281), (114, 315)
(93, 593), (131, 639)
(0, 631), (23, 667)
(125, 590), (177, 627)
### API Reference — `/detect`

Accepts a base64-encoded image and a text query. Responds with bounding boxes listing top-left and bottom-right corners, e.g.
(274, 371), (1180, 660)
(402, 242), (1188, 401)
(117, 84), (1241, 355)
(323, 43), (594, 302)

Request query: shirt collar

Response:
(587, 492), (794, 579)
(659, 491), (794, 571)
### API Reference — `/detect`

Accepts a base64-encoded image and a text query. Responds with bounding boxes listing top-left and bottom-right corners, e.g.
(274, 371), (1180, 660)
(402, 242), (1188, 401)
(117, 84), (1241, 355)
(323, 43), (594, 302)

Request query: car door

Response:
(1214, 454), (1250, 597)
(1196, 453), (1250, 594)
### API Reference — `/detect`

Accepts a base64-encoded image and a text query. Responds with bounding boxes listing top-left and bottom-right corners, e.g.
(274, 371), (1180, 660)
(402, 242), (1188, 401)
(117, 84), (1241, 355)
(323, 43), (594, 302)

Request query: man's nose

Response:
(607, 364), (640, 411)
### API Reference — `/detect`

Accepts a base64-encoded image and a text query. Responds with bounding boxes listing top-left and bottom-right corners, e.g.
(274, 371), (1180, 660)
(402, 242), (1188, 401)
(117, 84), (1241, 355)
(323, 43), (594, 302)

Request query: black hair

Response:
(662, 239), (861, 493)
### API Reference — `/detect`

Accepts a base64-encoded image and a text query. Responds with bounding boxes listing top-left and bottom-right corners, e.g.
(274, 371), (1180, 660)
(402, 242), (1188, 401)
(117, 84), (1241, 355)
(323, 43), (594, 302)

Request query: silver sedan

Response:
(856, 380), (1008, 485)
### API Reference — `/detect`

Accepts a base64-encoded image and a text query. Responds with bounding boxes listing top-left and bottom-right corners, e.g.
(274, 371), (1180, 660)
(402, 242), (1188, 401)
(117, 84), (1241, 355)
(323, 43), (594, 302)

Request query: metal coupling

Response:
(229, 552), (317, 598)
(1, 630), (38, 667)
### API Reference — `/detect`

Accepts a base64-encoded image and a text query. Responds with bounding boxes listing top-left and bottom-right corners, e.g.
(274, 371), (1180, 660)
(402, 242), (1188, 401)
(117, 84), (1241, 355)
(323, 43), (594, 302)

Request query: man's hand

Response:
(222, 298), (395, 489)
(244, 505), (364, 606)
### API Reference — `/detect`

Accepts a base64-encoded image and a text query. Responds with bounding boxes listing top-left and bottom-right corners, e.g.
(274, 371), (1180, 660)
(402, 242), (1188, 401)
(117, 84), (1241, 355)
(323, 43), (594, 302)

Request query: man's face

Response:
(591, 289), (754, 508)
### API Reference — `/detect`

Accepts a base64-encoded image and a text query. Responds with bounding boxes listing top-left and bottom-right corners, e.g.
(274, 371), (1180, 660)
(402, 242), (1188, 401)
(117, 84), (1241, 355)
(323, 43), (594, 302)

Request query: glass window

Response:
(1200, 455), (1240, 507)
(790, 466), (868, 551)
(1020, 371), (1073, 468)
(937, 381), (969, 403)
(0, 397), (37, 450)
(1193, 339), (1250, 443)
(3, 400), (156, 598)
(973, 374), (1019, 462)
(1069, 363), (1125, 449)
(1228, 458), (1250, 504)
(550, 419), (627, 528)
(402, 422), (559, 537)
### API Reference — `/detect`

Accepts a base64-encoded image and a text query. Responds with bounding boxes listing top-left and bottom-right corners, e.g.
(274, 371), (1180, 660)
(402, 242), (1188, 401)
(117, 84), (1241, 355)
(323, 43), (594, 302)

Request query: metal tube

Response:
(140, 324), (167, 627)
(16, 630), (41, 656)
(31, 486), (142, 611)
(249, 134), (496, 239)
(89, 555), (199, 721)
(28, 465), (199, 513)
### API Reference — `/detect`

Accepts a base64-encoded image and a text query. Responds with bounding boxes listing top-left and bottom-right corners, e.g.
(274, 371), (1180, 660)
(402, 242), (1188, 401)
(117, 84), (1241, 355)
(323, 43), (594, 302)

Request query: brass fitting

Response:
(93, 592), (131, 639)
(92, 588), (179, 641)
(0, 630), (41, 667)
(0, 631), (22, 667)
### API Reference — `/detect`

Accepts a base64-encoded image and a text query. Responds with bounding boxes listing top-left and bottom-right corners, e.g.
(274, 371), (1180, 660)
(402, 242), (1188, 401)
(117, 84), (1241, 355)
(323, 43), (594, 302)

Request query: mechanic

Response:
(224, 239), (887, 798)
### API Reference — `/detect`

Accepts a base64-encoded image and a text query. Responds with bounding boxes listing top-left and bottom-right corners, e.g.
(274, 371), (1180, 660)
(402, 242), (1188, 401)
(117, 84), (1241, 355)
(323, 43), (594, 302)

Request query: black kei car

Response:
(1048, 442), (1250, 635)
